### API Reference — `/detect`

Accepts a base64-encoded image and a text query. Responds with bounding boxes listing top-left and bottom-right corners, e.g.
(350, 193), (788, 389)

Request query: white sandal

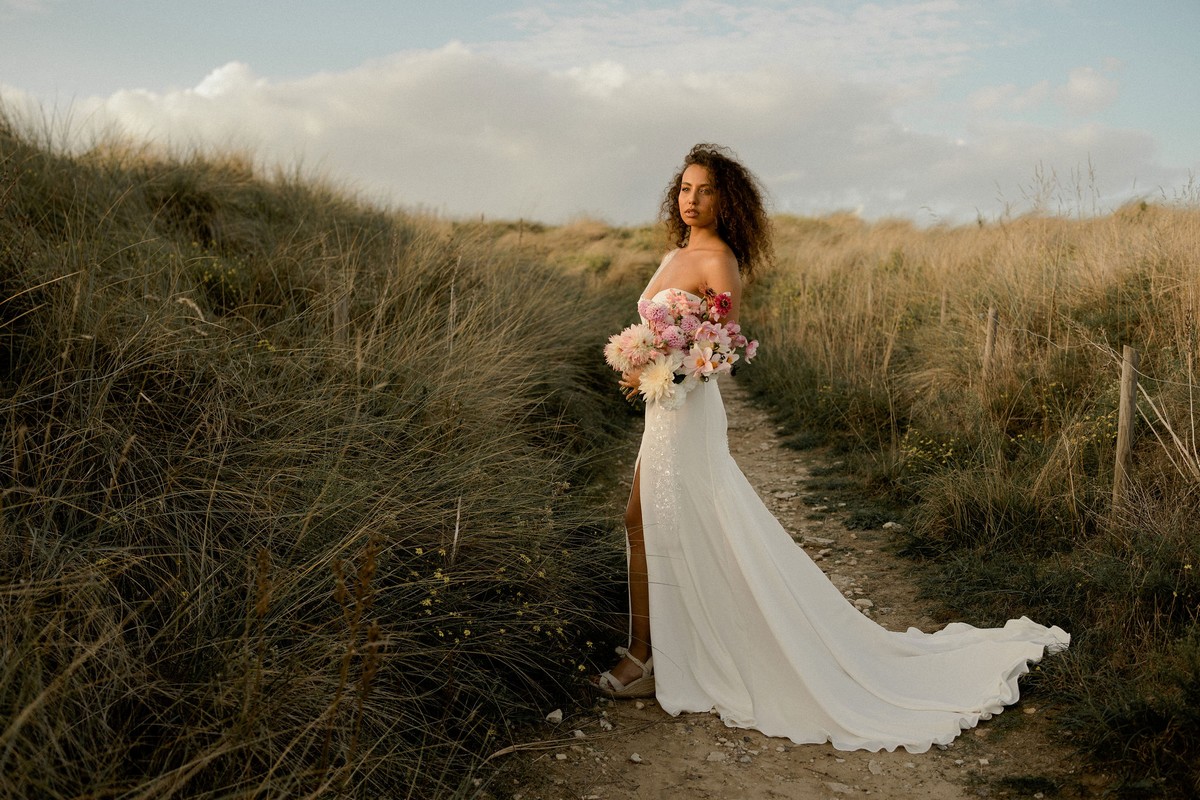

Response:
(591, 646), (655, 698)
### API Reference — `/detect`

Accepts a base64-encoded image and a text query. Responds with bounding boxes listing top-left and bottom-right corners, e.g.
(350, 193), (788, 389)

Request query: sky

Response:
(1, 0), (1197, 226)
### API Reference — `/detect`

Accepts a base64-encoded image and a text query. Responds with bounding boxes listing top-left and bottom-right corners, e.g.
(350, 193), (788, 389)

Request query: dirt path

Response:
(509, 378), (1096, 800)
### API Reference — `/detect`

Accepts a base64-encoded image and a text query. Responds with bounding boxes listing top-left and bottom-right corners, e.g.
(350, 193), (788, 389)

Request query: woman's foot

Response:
(590, 646), (655, 698)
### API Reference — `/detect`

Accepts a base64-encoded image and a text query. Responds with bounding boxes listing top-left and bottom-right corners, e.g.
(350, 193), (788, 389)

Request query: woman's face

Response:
(678, 163), (718, 230)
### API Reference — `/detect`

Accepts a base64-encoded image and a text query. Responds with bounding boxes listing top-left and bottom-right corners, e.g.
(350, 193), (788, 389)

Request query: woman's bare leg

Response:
(595, 464), (653, 686)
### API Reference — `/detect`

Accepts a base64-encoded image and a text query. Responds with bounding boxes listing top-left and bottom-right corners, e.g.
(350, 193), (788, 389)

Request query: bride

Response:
(590, 143), (1070, 753)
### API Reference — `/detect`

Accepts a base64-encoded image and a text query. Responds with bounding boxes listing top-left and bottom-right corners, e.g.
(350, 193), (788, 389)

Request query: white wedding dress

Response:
(633, 252), (1070, 753)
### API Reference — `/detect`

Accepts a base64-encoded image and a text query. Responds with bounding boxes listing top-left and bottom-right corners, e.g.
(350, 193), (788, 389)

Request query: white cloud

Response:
(968, 80), (1050, 112)
(0, 4), (1183, 226)
(493, 0), (976, 84)
(1057, 66), (1119, 116)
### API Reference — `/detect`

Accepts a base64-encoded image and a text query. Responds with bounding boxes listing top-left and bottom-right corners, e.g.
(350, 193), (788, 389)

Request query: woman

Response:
(591, 143), (1069, 753)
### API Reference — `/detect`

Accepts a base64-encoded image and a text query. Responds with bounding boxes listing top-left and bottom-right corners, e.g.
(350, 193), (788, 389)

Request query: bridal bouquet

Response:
(604, 288), (758, 409)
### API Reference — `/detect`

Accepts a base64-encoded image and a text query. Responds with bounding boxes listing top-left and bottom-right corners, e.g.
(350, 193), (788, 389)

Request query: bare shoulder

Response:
(695, 248), (740, 291)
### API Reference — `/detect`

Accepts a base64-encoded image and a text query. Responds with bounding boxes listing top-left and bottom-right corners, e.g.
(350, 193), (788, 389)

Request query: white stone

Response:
(854, 598), (875, 610)
(629, 753), (643, 764)
(882, 521), (905, 531)
(868, 760), (884, 775)
(554, 752), (567, 761)
(573, 729), (585, 738)
(545, 709), (563, 724)
(706, 751), (728, 762)
(978, 758), (990, 766)
(826, 781), (855, 794)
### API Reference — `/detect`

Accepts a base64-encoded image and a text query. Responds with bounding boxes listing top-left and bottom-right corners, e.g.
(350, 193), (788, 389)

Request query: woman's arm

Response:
(698, 252), (742, 323)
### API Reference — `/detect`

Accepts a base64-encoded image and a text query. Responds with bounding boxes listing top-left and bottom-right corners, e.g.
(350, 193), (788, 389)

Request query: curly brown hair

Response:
(659, 143), (774, 280)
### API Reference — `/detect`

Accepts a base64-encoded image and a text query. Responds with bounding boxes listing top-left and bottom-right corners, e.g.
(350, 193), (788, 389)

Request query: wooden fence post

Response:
(982, 306), (999, 380)
(1112, 345), (1139, 510)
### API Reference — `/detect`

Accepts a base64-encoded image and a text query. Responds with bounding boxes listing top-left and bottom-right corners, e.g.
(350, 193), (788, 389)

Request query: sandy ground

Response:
(503, 379), (1105, 800)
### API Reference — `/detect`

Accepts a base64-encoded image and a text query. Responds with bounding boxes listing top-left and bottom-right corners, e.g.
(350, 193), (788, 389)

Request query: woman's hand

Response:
(619, 367), (643, 403)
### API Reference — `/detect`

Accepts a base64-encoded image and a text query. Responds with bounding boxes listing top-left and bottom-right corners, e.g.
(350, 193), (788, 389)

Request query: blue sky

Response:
(2, 0), (1197, 224)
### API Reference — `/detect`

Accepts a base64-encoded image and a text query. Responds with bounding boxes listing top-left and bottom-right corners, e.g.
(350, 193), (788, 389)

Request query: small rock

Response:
(835, 757), (846, 763)
(635, 701), (646, 710)
(554, 752), (567, 761)
(854, 598), (875, 610)
(882, 521), (905, 531)
(905, 762), (916, 769)
(739, 755), (752, 763)
(868, 760), (884, 775)
(955, 759), (965, 765)
(706, 751), (728, 762)
(598, 718), (614, 731)
(572, 729), (585, 739)
(806, 536), (836, 545)
(978, 757), (990, 766)
(825, 781), (855, 794)
(773, 491), (797, 499)
(776, 746), (785, 752)
(629, 753), (643, 764)
(1023, 706), (1038, 714)
(545, 709), (563, 724)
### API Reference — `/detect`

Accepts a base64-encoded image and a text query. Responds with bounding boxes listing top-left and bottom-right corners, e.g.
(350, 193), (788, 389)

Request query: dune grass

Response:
(738, 208), (1200, 796)
(8, 105), (1199, 797)
(485, 200), (1200, 794)
(0, 116), (640, 797)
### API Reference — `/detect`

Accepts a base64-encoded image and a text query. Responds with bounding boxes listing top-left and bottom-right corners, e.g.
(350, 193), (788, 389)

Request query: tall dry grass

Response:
(740, 206), (1200, 796)
(0, 114), (635, 797)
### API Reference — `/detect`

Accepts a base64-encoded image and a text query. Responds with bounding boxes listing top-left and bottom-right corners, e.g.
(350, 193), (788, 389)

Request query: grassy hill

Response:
(0, 116), (648, 797)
